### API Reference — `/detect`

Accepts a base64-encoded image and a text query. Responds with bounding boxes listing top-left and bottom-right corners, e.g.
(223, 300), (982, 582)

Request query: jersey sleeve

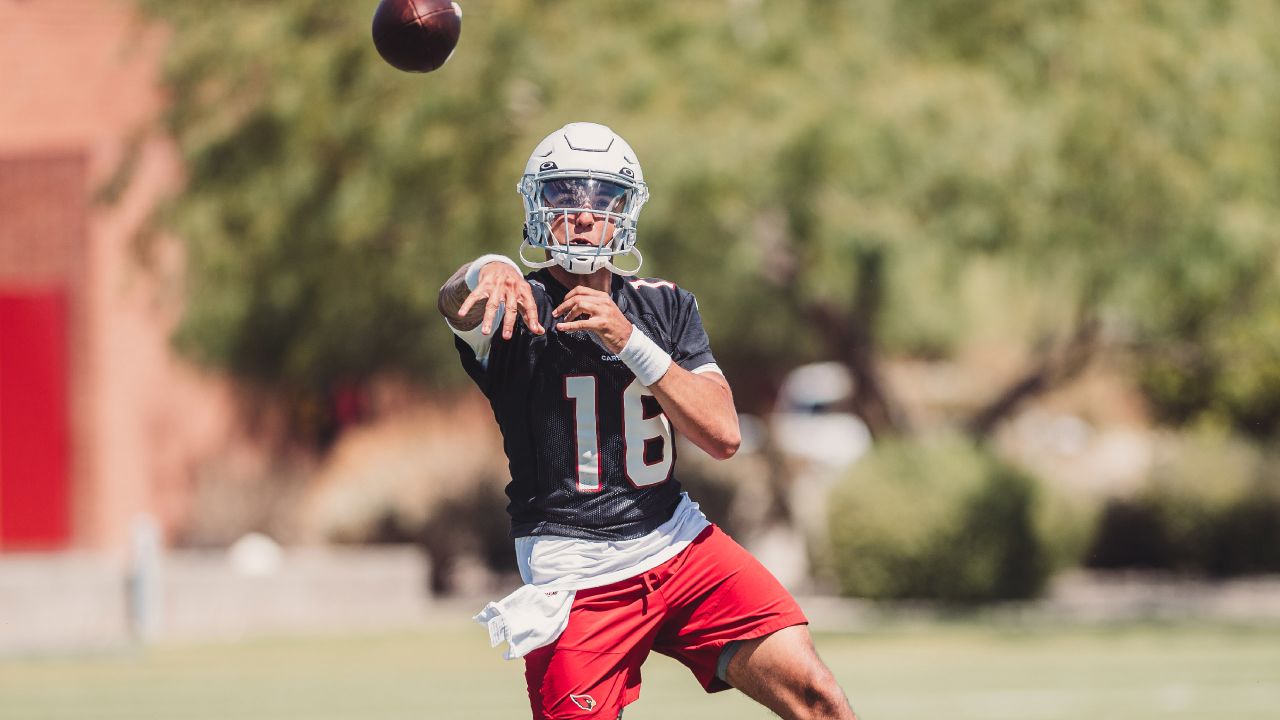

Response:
(453, 332), (491, 393)
(448, 312), (500, 367)
(670, 291), (720, 374)
(447, 304), (499, 397)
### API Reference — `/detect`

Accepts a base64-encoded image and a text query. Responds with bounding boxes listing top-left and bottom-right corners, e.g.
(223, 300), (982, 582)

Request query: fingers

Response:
(456, 288), (487, 319)
(553, 291), (628, 346)
(457, 286), (504, 336)
(459, 280), (615, 336)
(555, 286), (600, 316)
(518, 284), (544, 335)
(555, 317), (604, 333)
(459, 269), (544, 338)
(500, 290), (520, 339)
(553, 294), (603, 319)
(501, 284), (547, 339)
(481, 293), (504, 335)
(553, 297), (604, 332)
(551, 296), (581, 319)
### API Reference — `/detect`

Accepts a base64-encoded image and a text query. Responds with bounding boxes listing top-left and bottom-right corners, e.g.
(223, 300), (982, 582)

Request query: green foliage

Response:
(826, 436), (1052, 603)
(1086, 429), (1280, 576)
(138, 0), (1280, 436)
(141, 0), (550, 390)
(1138, 284), (1280, 437)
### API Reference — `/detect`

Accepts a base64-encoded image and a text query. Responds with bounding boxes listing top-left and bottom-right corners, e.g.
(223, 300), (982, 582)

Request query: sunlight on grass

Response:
(3, 621), (1278, 719)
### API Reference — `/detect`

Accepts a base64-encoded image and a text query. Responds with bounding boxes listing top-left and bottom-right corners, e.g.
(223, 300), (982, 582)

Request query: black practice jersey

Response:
(455, 269), (719, 541)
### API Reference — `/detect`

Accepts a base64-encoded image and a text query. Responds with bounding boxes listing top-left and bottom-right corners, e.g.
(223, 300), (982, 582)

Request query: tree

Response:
(136, 0), (1280, 442)
(637, 0), (1280, 438)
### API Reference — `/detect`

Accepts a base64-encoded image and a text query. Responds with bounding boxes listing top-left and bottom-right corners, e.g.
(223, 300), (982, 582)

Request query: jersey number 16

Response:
(564, 376), (672, 492)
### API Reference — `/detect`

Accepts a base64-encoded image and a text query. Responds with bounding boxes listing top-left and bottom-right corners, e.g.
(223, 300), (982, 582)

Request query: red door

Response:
(0, 291), (71, 550)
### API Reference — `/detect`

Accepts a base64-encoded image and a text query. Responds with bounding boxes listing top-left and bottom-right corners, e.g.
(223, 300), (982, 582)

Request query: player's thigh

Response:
(724, 625), (854, 719)
(653, 526), (809, 692)
(524, 582), (658, 719)
(524, 642), (639, 719)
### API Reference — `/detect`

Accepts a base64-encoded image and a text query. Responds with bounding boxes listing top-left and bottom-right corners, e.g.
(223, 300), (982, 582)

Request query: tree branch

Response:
(966, 314), (1101, 440)
(799, 248), (905, 439)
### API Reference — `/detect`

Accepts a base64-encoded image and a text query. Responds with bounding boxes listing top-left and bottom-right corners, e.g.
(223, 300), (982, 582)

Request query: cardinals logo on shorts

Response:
(570, 694), (597, 711)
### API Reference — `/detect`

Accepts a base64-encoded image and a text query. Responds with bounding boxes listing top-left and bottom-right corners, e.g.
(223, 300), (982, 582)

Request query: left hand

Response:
(553, 286), (633, 353)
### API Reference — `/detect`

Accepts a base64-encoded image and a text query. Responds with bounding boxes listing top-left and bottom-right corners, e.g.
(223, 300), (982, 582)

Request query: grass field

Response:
(3, 619), (1278, 719)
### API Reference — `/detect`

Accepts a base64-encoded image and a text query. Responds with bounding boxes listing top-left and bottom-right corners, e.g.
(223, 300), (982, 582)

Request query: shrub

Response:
(1085, 430), (1280, 577)
(826, 436), (1053, 603)
(1205, 494), (1280, 576)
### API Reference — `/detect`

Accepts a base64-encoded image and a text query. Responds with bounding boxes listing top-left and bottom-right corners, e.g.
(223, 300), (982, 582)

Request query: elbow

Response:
(436, 286), (453, 319)
(709, 428), (741, 461)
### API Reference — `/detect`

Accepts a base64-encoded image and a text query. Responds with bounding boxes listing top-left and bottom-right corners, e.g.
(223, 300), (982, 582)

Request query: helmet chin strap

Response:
(518, 240), (644, 277)
(605, 247), (643, 277)
(517, 240), (559, 269)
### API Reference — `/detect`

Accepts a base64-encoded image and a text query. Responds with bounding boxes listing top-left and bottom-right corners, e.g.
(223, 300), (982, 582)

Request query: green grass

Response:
(3, 620), (1279, 719)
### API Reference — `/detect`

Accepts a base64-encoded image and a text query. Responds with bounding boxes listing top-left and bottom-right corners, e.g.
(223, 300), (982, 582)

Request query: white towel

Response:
(473, 585), (577, 660)
(475, 493), (711, 660)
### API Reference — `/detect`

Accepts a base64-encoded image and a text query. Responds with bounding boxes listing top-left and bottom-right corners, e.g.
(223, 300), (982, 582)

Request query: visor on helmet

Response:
(539, 178), (630, 214)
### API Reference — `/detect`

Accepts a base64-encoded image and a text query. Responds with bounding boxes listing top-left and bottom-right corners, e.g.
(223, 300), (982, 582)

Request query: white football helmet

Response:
(517, 122), (650, 276)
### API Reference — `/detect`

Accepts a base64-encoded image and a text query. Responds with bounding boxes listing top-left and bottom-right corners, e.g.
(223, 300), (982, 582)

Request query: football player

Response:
(437, 122), (856, 720)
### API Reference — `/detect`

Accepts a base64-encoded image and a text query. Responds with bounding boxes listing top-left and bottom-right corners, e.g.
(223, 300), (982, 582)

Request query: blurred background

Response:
(2, 0), (1279, 718)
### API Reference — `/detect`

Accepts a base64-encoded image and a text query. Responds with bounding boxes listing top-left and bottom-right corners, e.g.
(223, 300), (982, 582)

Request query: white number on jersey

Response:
(622, 378), (673, 487)
(564, 376), (602, 492)
(563, 376), (672, 492)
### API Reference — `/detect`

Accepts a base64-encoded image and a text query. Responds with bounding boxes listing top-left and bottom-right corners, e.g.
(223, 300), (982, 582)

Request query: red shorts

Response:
(523, 524), (807, 719)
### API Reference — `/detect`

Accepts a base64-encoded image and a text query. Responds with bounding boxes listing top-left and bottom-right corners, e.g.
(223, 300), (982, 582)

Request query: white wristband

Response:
(618, 327), (673, 387)
(465, 254), (521, 290)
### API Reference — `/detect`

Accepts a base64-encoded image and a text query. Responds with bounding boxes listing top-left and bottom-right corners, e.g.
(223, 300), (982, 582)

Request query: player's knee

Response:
(791, 666), (849, 719)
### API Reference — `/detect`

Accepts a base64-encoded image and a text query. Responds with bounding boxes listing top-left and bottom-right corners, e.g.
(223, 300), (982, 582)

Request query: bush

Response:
(826, 436), (1053, 603)
(1087, 493), (1280, 577)
(1085, 430), (1280, 577)
(1205, 494), (1280, 576)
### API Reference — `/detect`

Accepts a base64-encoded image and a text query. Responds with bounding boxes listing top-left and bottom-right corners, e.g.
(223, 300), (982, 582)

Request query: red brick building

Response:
(0, 0), (237, 554)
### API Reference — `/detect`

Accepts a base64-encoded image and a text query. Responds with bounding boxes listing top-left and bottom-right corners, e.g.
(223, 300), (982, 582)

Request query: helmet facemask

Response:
(519, 172), (649, 276)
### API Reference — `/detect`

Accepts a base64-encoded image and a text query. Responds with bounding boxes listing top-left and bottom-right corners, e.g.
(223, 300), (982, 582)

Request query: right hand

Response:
(457, 262), (545, 340)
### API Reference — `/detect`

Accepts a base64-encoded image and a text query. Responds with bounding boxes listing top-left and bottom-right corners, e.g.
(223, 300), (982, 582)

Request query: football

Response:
(371, 0), (463, 73)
